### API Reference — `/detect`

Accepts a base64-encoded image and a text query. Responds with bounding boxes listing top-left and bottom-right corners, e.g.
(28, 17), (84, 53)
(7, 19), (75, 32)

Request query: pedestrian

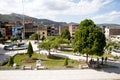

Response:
(105, 57), (107, 63)
(101, 57), (104, 65)
(97, 57), (99, 63)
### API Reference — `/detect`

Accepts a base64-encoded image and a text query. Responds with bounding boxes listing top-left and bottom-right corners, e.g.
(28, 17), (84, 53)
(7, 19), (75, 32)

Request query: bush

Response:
(0, 37), (6, 43)
(29, 33), (40, 40)
(64, 58), (68, 66)
(27, 42), (34, 58)
(8, 57), (14, 66)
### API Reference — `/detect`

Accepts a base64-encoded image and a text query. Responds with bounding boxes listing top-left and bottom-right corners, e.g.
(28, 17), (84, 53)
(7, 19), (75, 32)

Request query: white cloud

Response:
(92, 11), (120, 22)
(0, 0), (113, 21)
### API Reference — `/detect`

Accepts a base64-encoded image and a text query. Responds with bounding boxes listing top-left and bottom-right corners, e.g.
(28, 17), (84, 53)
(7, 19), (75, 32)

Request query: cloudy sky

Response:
(0, 0), (120, 24)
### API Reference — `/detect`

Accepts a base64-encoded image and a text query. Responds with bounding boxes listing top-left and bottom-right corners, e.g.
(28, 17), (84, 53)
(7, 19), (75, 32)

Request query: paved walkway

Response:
(0, 69), (120, 80)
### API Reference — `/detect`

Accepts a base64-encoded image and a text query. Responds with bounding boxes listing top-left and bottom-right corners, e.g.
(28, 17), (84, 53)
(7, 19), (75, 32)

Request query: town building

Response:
(104, 26), (120, 41)
(69, 24), (79, 38)
(0, 28), (6, 37)
(59, 24), (69, 35)
(47, 24), (59, 36)
(24, 20), (37, 39)
(4, 23), (13, 39)
(12, 26), (23, 40)
(37, 25), (47, 39)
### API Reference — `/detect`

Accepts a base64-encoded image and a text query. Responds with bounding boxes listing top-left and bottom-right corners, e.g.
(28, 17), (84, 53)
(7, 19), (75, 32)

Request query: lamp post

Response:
(37, 25), (40, 60)
(22, 0), (25, 40)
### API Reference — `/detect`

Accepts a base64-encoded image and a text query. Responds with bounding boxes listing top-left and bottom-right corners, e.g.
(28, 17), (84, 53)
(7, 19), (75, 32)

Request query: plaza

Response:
(0, 69), (120, 80)
(0, 40), (120, 80)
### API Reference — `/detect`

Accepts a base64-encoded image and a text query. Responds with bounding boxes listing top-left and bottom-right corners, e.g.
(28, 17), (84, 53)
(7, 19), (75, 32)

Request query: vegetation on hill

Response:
(0, 13), (67, 27)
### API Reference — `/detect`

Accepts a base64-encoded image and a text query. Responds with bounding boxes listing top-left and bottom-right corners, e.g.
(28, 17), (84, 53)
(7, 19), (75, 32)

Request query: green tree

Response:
(27, 42), (34, 58)
(61, 29), (71, 40)
(10, 36), (18, 42)
(8, 57), (14, 66)
(39, 41), (52, 56)
(29, 33), (40, 40)
(72, 19), (106, 63)
(0, 32), (2, 38)
(41, 36), (46, 41)
(0, 37), (6, 44)
(47, 36), (56, 41)
(56, 38), (69, 50)
(105, 41), (120, 54)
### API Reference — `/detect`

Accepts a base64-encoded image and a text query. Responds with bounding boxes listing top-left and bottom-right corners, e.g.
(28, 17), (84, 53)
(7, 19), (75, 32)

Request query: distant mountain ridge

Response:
(97, 23), (120, 27)
(0, 13), (67, 27)
(0, 13), (120, 27)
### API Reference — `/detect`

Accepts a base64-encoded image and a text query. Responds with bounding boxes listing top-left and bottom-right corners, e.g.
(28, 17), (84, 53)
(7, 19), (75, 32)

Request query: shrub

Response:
(27, 42), (34, 58)
(64, 58), (68, 66)
(8, 57), (14, 66)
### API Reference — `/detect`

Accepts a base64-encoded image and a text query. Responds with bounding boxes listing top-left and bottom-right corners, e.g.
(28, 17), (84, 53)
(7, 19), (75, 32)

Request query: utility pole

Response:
(22, 0), (25, 40)
(37, 24), (40, 59)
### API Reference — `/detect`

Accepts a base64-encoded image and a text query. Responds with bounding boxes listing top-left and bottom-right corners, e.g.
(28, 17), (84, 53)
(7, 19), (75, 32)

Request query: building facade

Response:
(4, 23), (13, 39)
(104, 26), (120, 41)
(24, 20), (37, 39)
(59, 24), (69, 35)
(12, 26), (23, 39)
(0, 28), (6, 37)
(69, 24), (79, 38)
(37, 25), (47, 39)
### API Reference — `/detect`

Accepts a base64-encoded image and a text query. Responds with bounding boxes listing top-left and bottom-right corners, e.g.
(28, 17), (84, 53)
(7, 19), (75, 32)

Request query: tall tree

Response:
(72, 19), (106, 63)
(29, 33), (40, 40)
(105, 41), (120, 54)
(60, 29), (71, 40)
(39, 41), (52, 56)
(27, 42), (34, 58)
(10, 36), (18, 42)
(0, 32), (2, 38)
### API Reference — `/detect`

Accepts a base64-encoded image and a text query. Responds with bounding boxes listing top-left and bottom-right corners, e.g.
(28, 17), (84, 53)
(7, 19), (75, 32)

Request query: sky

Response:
(0, 0), (120, 24)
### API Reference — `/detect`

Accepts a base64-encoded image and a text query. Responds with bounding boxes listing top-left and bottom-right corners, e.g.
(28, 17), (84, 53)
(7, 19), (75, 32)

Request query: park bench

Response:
(22, 65), (32, 70)
(79, 64), (89, 69)
(36, 66), (45, 70)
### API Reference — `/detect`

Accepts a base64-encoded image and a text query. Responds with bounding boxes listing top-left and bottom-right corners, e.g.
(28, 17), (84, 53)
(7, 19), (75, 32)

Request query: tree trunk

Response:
(86, 53), (88, 63)
(48, 50), (51, 55)
(47, 49), (52, 58)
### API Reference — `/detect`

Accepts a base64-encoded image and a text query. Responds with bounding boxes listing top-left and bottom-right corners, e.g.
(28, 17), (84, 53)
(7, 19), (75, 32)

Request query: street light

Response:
(22, 0), (25, 40)
(37, 24), (40, 60)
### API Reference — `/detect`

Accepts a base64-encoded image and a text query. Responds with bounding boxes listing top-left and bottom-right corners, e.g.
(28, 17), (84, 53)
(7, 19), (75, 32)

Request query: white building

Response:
(104, 26), (120, 41)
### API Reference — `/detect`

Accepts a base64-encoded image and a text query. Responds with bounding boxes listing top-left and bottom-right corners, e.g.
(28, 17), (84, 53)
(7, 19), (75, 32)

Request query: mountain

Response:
(1, 13), (120, 27)
(0, 13), (67, 27)
(69, 22), (79, 25)
(97, 23), (120, 27)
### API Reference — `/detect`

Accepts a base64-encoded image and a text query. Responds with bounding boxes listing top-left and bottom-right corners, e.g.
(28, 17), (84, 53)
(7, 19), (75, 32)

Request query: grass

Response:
(0, 53), (80, 70)
(61, 50), (74, 55)
(43, 58), (79, 69)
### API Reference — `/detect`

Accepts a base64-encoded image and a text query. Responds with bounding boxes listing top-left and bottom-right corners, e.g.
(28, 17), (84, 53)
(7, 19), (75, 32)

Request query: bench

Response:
(36, 66), (45, 70)
(79, 64), (89, 69)
(22, 65), (32, 70)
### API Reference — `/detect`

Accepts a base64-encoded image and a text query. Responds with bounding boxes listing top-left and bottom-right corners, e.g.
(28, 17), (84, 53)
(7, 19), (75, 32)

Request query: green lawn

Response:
(0, 53), (80, 70)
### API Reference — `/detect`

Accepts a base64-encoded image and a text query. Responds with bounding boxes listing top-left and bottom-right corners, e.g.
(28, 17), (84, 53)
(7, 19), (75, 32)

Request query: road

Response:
(0, 69), (120, 80)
